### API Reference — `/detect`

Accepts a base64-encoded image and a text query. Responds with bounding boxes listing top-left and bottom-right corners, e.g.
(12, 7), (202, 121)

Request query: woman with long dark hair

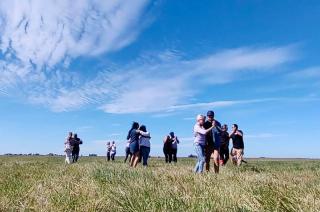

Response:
(127, 122), (140, 167)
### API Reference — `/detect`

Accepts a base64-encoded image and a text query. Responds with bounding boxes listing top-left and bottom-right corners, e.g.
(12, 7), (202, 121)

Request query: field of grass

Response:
(0, 156), (320, 211)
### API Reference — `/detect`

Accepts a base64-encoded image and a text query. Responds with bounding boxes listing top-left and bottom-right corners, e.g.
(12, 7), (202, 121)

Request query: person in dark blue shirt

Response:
(204, 110), (221, 173)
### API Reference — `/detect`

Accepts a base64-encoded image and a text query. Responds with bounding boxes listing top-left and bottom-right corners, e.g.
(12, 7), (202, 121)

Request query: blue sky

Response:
(0, 0), (319, 157)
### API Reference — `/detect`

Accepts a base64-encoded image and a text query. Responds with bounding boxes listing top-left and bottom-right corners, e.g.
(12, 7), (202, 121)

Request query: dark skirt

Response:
(129, 141), (139, 154)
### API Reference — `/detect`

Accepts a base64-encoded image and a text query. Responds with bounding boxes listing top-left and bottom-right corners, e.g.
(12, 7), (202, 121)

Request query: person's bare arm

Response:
(236, 131), (243, 137)
(196, 125), (214, 135)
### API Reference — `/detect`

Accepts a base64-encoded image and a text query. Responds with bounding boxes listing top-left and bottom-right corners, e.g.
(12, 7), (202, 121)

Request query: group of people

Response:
(64, 132), (83, 164)
(193, 110), (244, 174)
(163, 132), (180, 163)
(126, 122), (151, 167)
(106, 141), (117, 161)
(63, 110), (245, 173)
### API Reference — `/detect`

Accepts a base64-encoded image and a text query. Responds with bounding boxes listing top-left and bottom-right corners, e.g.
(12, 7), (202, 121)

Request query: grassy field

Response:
(0, 156), (319, 211)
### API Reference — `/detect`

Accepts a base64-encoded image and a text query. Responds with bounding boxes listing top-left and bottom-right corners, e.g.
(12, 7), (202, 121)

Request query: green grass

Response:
(0, 156), (319, 211)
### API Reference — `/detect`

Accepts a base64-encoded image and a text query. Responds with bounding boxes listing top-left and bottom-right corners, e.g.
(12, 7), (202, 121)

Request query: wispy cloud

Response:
(99, 46), (296, 113)
(288, 66), (320, 79)
(0, 0), (153, 96)
(246, 133), (286, 139)
(0, 2), (298, 118)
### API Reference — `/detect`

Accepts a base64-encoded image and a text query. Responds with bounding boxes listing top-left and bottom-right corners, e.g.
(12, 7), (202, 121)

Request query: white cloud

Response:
(26, 46), (296, 113)
(0, 2), (297, 117)
(98, 46), (295, 114)
(0, 0), (152, 90)
(288, 66), (320, 79)
(246, 133), (286, 139)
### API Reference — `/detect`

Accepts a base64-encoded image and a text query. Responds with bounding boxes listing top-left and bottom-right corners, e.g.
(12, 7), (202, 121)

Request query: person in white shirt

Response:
(106, 142), (111, 161)
(139, 125), (151, 166)
(110, 141), (116, 161)
(193, 115), (214, 173)
(64, 132), (73, 164)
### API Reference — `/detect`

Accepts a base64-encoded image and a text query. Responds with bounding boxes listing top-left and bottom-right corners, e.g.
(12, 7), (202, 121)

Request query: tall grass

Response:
(0, 156), (319, 211)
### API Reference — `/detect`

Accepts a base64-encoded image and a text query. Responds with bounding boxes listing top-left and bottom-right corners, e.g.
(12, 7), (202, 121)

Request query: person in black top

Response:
(230, 124), (244, 166)
(72, 133), (83, 163)
(204, 110), (221, 173)
(219, 124), (230, 166)
(163, 135), (173, 163)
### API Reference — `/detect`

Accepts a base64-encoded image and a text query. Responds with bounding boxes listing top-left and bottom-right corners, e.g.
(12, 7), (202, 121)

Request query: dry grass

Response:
(0, 156), (319, 211)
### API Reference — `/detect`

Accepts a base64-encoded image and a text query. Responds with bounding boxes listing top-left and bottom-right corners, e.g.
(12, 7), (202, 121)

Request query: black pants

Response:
(111, 153), (116, 161)
(220, 146), (229, 165)
(163, 148), (172, 163)
(124, 147), (132, 163)
(106, 152), (110, 161)
(72, 146), (80, 163)
(172, 148), (177, 163)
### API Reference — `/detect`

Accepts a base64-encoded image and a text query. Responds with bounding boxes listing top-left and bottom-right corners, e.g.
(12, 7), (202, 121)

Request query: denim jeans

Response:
(194, 143), (205, 173)
(140, 146), (150, 166)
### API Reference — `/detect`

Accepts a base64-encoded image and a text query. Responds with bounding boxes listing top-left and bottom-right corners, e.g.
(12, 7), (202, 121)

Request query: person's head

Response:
(68, 132), (73, 137)
(139, 125), (147, 132)
(73, 133), (78, 138)
(107, 141), (110, 145)
(131, 122), (139, 130)
(169, 132), (174, 138)
(112, 141), (115, 144)
(222, 124), (228, 131)
(196, 114), (205, 126)
(232, 124), (238, 131)
(206, 110), (215, 122)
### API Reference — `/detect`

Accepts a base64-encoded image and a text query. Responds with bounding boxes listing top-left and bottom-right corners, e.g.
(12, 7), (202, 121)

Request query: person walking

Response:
(219, 124), (230, 165)
(163, 135), (172, 163)
(72, 133), (83, 163)
(124, 140), (132, 163)
(127, 122), (141, 167)
(139, 125), (151, 167)
(106, 142), (111, 161)
(230, 124), (244, 166)
(64, 132), (73, 164)
(110, 141), (117, 161)
(193, 114), (214, 173)
(204, 110), (222, 173)
(169, 132), (179, 163)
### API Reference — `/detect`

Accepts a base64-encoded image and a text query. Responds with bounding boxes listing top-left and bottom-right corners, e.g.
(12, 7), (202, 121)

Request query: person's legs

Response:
(231, 148), (237, 165)
(212, 149), (220, 173)
(133, 152), (140, 167)
(163, 148), (168, 163)
(124, 149), (129, 163)
(236, 149), (243, 166)
(168, 148), (172, 163)
(75, 148), (80, 162)
(107, 152), (110, 161)
(205, 146), (213, 171)
(194, 144), (205, 173)
(224, 148), (229, 165)
(219, 148), (225, 165)
(172, 148), (177, 163)
(140, 146), (150, 166)
(65, 151), (72, 164)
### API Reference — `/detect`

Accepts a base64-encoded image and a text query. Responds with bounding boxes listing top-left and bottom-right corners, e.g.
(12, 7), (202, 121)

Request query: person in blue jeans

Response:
(193, 114), (214, 173)
(138, 125), (151, 166)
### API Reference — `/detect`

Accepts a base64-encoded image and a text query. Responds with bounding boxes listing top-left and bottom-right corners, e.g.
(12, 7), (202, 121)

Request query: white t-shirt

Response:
(111, 144), (116, 153)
